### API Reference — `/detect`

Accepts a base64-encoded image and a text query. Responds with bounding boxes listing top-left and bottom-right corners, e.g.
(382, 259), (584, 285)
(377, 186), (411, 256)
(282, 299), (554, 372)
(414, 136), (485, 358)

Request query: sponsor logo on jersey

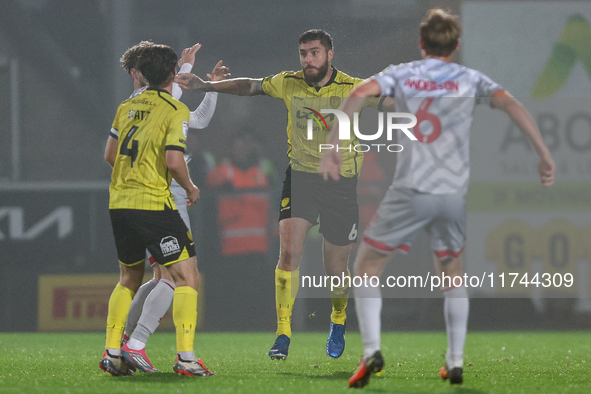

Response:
(303, 107), (329, 132)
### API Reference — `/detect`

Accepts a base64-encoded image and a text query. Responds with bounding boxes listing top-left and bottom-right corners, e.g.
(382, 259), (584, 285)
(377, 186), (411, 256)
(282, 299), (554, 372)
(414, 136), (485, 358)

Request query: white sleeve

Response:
(189, 92), (218, 129)
(172, 63), (194, 100)
(474, 70), (503, 106)
(475, 71), (503, 98)
(371, 64), (396, 96)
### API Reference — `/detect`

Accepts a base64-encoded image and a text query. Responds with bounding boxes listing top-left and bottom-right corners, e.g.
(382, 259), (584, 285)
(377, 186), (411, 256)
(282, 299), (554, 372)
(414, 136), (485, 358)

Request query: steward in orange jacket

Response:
(206, 133), (273, 256)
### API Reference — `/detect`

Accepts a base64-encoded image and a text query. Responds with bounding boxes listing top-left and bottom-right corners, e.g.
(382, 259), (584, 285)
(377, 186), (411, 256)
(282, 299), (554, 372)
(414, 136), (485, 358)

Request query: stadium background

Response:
(0, 0), (590, 334)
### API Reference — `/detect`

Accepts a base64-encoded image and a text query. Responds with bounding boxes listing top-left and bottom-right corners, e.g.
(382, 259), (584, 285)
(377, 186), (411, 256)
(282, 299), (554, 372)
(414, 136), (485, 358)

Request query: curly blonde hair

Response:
(119, 40), (155, 72)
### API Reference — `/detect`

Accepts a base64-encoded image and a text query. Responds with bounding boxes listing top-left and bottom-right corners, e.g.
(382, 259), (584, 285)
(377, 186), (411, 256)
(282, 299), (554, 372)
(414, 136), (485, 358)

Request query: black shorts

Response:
(279, 166), (359, 246)
(110, 208), (196, 266)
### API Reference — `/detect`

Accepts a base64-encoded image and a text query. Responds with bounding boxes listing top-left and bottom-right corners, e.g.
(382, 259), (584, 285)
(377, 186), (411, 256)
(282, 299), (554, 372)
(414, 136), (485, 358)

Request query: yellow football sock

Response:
(173, 286), (198, 353)
(105, 284), (135, 349)
(275, 267), (299, 337)
(330, 269), (350, 325)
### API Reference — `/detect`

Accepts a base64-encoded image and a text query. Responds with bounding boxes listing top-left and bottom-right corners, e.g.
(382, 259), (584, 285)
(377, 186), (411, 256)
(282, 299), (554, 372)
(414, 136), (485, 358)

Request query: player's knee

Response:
(158, 266), (174, 283)
(325, 262), (348, 277)
(119, 269), (144, 292)
(354, 260), (379, 278)
(167, 257), (198, 288)
(353, 243), (388, 277)
(323, 244), (351, 274)
(436, 257), (463, 279)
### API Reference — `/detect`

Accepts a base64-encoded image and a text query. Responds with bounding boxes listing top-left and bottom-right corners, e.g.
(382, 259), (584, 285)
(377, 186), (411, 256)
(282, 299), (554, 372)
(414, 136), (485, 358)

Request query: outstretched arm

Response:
(188, 60), (230, 129)
(320, 78), (382, 180)
(190, 92), (217, 129)
(175, 73), (265, 96)
(172, 43), (201, 100)
(491, 89), (555, 187)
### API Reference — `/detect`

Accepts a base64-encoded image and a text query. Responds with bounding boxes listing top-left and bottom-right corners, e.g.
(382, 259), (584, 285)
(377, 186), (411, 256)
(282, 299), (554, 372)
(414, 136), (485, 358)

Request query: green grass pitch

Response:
(0, 332), (589, 393)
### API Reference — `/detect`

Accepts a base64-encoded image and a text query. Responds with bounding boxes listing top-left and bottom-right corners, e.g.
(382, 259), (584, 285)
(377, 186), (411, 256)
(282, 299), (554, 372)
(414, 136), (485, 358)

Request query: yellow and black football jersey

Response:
(262, 67), (377, 177)
(109, 87), (189, 210)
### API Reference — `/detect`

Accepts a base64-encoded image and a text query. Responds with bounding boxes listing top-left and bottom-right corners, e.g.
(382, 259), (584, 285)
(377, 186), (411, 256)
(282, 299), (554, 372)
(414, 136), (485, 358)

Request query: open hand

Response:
(207, 60), (231, 81)
(178, 43), (202, 68)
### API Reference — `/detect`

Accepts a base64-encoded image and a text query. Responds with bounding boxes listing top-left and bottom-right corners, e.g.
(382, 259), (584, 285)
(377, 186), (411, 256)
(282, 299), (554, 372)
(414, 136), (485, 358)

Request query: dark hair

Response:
(419, 9), (462, 57)
(298, 29), (333, 51)
(119, 40), (154, 72)
(136, 45), (178, 88)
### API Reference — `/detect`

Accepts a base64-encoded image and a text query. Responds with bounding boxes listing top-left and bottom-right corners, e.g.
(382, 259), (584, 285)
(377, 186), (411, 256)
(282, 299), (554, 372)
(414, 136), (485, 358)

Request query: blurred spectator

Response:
(186, 133), (216, 264)
(187, 133), (216, 192)
(203, 130), (276, 330)
(207, 130), (276, 256)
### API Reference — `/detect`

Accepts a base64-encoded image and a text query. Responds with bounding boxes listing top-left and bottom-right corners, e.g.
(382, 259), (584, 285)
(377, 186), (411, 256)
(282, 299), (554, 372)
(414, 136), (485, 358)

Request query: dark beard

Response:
(303, 62), (330, 85)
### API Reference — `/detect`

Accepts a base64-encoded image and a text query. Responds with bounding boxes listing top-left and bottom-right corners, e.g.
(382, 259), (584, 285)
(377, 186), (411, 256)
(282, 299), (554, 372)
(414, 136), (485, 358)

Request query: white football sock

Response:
(442, 286), (469, 368)
(124, 278), (159, 337)
(131, 279), (175, 345)
(355, 285), (382, 359)
(127, 338), (146, 351)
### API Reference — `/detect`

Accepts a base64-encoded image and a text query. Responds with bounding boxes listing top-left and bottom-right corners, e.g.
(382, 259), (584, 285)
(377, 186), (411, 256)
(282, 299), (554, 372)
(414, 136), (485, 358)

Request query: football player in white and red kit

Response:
(320, 9), (555, 388)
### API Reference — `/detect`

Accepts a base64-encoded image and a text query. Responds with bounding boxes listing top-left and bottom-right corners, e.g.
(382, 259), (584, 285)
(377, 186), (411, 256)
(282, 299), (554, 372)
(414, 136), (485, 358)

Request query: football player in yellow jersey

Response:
(117, 41), (228, 368)
(176, 30), (381, 360)
(100, 44), (213, 378)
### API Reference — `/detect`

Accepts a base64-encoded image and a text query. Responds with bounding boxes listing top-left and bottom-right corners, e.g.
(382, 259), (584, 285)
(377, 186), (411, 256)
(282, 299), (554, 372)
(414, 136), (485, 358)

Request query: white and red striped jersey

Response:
(372, 58), (502, 194)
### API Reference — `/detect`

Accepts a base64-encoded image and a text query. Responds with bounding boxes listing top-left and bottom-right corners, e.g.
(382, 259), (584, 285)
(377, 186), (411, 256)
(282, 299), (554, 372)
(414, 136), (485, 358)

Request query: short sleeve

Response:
(371, 64), (397, 97)
(110, 105), (122, 139)
(261, 71), (288, 99)
(475, 71), (503, 102)
(165, 106), (190, 152)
